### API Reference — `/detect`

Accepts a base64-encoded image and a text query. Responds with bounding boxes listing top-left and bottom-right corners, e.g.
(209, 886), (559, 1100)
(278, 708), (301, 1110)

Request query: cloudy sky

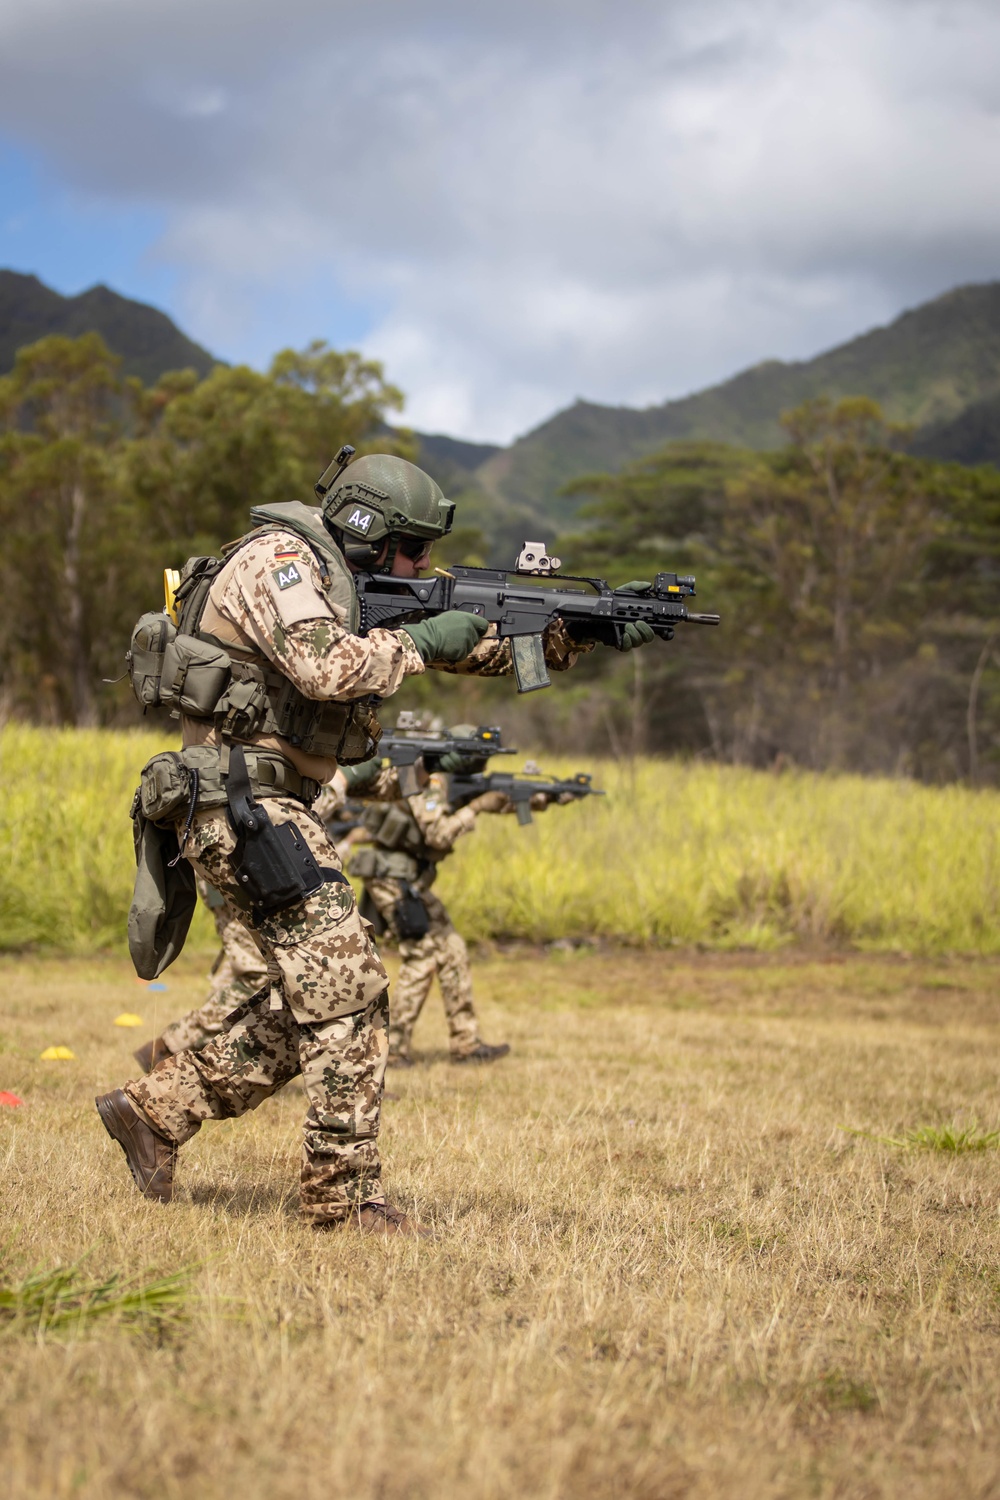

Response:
(1, 0), (999, 442)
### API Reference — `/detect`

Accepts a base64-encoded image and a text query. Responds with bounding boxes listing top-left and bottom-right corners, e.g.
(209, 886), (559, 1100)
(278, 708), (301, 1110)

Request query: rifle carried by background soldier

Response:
(318, 714), (602, 1066)
(376, 714), (602, 822)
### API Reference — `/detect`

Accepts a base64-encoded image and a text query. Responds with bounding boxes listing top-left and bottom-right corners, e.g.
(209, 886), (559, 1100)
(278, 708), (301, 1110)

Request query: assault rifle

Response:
(446, 768), (603, 826)
(353, 541), (720, 693)
(379, 716), (515, 795)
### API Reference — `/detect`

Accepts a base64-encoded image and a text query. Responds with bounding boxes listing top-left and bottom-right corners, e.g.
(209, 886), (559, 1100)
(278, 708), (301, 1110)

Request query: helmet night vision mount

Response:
(316, 445), (455, 572)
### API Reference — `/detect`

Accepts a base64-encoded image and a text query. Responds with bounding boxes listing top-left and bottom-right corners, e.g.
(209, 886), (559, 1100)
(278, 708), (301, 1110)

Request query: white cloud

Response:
(1, 0), (999, 439)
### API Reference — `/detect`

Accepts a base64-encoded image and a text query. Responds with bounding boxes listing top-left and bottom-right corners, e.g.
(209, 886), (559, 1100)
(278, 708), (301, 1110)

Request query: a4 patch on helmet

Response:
(340, 499), (381, 538)
(320, 453), (455, 546)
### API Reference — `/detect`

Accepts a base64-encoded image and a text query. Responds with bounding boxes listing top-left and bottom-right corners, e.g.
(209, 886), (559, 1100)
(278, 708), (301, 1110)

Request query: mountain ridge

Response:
(472, 281), (1000, 532)
(5, 267), (1000, 545)
(0, 270), (217, 385)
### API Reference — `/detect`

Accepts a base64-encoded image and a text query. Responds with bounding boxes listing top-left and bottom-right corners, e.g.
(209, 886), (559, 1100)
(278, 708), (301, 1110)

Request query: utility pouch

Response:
(359, 886), (387, 937)
(160, 634), (232, 717)
(347, 846), (378, 880)
(215, 671), (270, 742)
(393, 883), (430, 940)
(372, 801), (419, 852)
(334, 701), (383, 765)
(224, 744), (325, 916)
(128, 806), (197, 980)
(128, 612), (177, 707)
(137, 751), (194, 824)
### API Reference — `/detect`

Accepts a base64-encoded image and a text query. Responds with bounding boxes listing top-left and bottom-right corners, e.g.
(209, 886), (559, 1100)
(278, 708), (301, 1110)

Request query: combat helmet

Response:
(315, 449), (455, 572)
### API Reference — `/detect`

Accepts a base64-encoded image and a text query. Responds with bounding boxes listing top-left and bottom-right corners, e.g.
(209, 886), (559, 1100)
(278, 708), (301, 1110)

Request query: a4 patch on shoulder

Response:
(272, 559), (304, 590)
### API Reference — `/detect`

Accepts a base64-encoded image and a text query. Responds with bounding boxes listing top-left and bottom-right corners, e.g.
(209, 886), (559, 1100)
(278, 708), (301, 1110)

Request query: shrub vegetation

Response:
(1, 726), (997, 955)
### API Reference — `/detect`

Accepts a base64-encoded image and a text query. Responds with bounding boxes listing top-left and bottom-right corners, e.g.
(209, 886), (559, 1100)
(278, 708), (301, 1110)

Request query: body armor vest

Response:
(347, 796), (449, 886)
(128, 502), (380, 764)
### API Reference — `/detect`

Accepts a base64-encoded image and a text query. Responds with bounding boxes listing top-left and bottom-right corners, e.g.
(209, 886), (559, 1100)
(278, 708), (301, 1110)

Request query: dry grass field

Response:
(3, 944), (1000, 1499)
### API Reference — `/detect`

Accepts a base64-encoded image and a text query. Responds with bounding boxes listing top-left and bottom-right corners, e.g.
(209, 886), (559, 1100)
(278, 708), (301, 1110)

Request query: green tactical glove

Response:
(401, 611), (490, 664)
(619, 620), (655, 650)
(614, 582), (655, 651)
(340, 756), (383, 791)
(439, 751), (485, 774)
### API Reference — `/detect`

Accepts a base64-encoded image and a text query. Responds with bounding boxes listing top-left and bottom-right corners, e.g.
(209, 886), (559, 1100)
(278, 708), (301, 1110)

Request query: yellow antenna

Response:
(163, 568), (181, 625)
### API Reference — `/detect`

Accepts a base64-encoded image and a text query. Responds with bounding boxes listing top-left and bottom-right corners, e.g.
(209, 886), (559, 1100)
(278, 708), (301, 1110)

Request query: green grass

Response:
(1, 725), (998, 955)
(439, 755), (1000, 954)
(844, 1122), (1000, 1153)
(0, 725), (214, 953)
(0, 1262), (190, 1338)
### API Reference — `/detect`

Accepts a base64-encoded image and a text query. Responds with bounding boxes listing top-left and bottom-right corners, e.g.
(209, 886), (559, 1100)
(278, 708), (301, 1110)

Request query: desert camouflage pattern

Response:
(178, 797), (389, 1025)
(366, 879), (479, 1059)
(311, 781), (345, 825)
(351, 771), (503, 1060)
(181, 526), (425, 782)
(357, 767), (481, 857)
(438, 616), (593, 677)
(126, 987), (389, 1222)
(159, 877), (268, 1055)
(123, 794), (391, 1219)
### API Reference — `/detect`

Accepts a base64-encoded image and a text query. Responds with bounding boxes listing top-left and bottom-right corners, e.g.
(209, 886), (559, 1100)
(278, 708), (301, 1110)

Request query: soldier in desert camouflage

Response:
(97, 453), (621, 1236)
(315, 748), (534, 1067)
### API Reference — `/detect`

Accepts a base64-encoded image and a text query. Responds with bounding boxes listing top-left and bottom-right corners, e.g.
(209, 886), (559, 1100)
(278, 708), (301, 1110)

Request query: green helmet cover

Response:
(321, 454), (455, 559)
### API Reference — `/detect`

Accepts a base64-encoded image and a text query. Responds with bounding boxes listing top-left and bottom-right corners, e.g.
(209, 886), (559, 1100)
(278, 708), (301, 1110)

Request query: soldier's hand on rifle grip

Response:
(467, 791), (511, 814)
(613, 581), (657, 651)
(401, 611), (490, 664)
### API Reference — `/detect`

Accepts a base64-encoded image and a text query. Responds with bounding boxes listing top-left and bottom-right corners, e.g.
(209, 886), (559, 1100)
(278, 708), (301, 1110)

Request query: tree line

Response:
(0, 333), (410, 726)
(1, 333), (998, 783)
(552, 398), (1000, 783)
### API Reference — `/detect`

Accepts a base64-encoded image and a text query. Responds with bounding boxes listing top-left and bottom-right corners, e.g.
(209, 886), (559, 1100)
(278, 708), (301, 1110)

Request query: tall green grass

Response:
(437, 756), (1000, 954)
(1, 726), (998, 954)
(0, 725), (213, 953)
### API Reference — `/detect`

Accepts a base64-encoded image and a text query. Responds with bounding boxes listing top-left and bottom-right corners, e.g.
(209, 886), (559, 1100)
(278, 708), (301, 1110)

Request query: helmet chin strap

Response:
(378, 536), (401, 574)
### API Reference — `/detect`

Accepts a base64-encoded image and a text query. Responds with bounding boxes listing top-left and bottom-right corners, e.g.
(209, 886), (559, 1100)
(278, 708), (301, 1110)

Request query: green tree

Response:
(558, 399), (1000, 778)
(131, 341), (412, 564)
(0, 335), (416, 726)
(0, 334), (147, 724)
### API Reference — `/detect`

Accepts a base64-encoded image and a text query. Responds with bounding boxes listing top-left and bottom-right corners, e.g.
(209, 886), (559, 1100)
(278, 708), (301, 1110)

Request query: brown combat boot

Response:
(95, 1089), (176, 1203)
(349, 1201), (433, 1239)
(453, 1041), (510, 1064)
(132, 1035), (172, 1073)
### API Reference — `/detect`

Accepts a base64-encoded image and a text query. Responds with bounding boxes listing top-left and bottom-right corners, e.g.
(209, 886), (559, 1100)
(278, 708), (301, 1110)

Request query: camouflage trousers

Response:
(365, 879), (480, 1060)
(160, 878), (269, 1055)
(125, 796), (391, 1223)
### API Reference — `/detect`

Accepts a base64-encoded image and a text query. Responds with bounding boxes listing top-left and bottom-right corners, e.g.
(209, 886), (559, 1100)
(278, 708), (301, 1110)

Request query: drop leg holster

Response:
(224, 745), (346, 918)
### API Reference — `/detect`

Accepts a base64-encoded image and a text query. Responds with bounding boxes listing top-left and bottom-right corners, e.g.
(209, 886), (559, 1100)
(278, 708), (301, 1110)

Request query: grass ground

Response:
(3, 945), (1000, 1499)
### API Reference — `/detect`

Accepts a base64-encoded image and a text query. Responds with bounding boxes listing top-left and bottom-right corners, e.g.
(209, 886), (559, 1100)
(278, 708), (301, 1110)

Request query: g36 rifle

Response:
(353, 541), (720, 693)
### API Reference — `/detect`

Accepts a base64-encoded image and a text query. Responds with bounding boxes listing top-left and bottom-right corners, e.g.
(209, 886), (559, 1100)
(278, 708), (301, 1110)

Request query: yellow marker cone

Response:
(40, 1046), (76, 1061)
(113, 1013), (144, 1028)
